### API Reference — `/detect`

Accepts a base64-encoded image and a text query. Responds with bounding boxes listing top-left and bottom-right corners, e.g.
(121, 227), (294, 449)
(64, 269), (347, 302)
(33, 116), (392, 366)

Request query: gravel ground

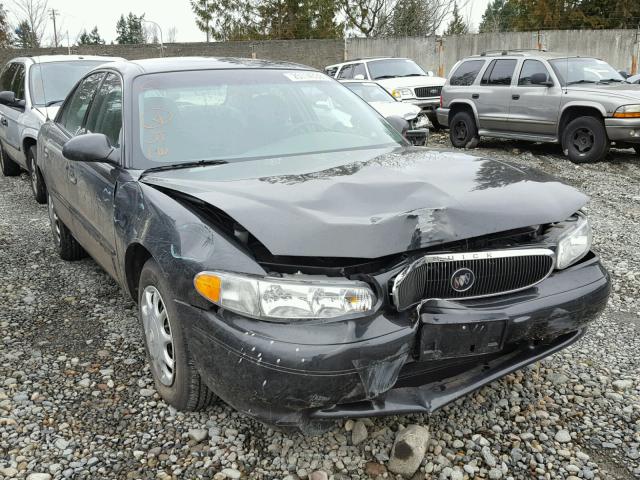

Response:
(1, 135), (639, 480)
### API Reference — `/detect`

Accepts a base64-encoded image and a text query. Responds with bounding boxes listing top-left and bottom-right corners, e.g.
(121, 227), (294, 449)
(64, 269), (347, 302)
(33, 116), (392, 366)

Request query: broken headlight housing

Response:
(555, 212), (592, 269)
(194, 272), (376, 320)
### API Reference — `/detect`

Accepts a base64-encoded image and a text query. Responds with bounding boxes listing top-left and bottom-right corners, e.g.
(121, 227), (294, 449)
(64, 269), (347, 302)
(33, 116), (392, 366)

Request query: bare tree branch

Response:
(12, 0), (48, 46)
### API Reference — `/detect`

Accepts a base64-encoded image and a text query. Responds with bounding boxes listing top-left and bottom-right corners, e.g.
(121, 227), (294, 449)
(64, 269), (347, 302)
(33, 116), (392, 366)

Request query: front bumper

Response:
(182, 255), (609, 430)
(605, 117), (640, 143)
(405, 97), (440, 115)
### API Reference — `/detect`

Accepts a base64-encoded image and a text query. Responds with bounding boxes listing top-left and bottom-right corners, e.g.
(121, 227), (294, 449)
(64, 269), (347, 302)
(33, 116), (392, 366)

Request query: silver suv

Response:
(437, 50), (640, 163)
(0, 55), (121, 202)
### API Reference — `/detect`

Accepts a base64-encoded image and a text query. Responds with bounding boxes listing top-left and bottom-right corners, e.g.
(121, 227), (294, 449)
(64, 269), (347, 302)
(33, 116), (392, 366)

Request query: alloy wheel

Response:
(141, 285), (175, 386)
(30, 156), (39, 194)
(47, 194), (61, 247)
(572, 127), (594, 153)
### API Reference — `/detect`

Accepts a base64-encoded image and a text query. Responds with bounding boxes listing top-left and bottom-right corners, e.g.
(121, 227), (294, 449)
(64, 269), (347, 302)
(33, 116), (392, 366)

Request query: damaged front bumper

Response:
(182, 254), (609, 429)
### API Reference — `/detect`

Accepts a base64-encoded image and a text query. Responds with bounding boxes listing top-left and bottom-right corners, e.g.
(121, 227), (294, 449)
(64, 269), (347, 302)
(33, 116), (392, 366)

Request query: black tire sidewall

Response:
(28, 146), (47, 203)
(449, 111), (478, 148)
(0, 142), (20, 176)
(138, 258), (196, 409)
(563, 116), (609, 163)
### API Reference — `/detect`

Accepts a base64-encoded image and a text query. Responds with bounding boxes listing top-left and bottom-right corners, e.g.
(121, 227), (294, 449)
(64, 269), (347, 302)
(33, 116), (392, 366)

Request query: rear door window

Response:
(450, 60), (485, 86)
(481, 59), (517, 86)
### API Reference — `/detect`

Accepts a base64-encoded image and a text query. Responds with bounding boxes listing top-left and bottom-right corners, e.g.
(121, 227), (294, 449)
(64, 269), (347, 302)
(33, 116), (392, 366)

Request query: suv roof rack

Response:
(480, 48), (547, 56)
(346, 56), (393, 62)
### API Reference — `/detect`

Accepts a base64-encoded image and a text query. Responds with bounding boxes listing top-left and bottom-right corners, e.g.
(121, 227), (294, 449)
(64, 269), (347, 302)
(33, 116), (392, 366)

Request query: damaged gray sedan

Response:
(38, 57), (610, 432)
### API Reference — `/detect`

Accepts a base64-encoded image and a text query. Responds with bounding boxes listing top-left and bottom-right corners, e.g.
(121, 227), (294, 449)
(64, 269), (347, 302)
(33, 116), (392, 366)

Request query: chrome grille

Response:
(392, 249), (555, 311)
(414, 86), (442, 98)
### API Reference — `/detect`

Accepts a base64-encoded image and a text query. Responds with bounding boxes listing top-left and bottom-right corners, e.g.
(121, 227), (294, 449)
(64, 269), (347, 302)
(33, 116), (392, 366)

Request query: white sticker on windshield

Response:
(284, 71), (330, 82)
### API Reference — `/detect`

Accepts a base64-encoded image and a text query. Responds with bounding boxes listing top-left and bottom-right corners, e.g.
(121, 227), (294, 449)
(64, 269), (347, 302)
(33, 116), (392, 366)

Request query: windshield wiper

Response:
(373, 75), (398, 80)
(402, 73), (424, 77)
(596, 78), (626, 84)
(45, 99), (64, 107)
(140, 159), (228, 178)
(566, 79), (596, 85)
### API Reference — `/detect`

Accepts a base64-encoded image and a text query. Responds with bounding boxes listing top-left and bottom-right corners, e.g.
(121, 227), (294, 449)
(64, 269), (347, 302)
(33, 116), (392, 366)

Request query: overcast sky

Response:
(7, 0), (491, 45)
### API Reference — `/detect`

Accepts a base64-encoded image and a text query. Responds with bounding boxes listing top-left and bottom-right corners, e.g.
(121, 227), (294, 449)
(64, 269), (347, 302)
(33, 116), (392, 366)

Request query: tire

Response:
(0, 143), (20, 176)
(28, 145), (47, 204)
(562, 116), (609, 164)
(449, 111), (479, 148)
(138, 258), (215, 411)
(47, 193), (86, 261)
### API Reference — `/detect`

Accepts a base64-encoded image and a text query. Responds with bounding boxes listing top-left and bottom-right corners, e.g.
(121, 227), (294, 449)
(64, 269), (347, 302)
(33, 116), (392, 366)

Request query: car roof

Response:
(10, 55), (124, 64)
(326, 57), (408, 68)
(105, 56), (313, 76)
(463, 50), (586, 61)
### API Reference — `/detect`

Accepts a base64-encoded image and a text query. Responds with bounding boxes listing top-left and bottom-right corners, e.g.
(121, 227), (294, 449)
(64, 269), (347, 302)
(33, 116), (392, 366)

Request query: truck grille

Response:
(414, 86), (442, 98)
(391, 249), (555, 311)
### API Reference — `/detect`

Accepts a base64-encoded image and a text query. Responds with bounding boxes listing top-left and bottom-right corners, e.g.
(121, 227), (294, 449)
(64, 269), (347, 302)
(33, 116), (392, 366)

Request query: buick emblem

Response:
(451, 268), (475, 292)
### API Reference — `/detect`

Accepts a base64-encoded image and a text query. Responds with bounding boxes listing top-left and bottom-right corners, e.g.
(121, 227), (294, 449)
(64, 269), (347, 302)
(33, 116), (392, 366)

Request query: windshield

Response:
(549, 58), (625, 85)
(133, 69), (404, 168)
(344, 82), (394, 103)
(367, 59), (427, 80)
(29, 61), (109, 106)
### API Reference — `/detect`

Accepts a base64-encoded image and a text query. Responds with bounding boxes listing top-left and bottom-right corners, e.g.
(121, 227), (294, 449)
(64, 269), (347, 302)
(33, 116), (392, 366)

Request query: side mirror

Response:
(618, 70), (629, 79)
(0, 90), (16, 105)
(531, 72), (553, 86)
(63, 133), (114, 163)
(353, 74), (365, 80)
(385, 115), (410, 136)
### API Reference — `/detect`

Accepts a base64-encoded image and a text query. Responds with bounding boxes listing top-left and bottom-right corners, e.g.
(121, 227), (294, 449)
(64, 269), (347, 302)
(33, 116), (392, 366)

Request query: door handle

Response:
(471, 94), (479, 99)
(43, 146), (49, 157)
(67, 164), (77, 184)
(0, 117), (7, 126)
(512, 94), (520, 100)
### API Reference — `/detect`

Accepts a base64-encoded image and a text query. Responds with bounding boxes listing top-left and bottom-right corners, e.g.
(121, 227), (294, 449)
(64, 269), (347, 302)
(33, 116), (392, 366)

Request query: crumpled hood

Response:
(370, 101), (421, 119)
(141, 147), (588, 258)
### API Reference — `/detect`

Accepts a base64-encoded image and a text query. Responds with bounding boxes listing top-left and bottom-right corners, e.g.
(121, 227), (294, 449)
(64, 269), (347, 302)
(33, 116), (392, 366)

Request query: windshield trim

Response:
(549, 57), (624, 87)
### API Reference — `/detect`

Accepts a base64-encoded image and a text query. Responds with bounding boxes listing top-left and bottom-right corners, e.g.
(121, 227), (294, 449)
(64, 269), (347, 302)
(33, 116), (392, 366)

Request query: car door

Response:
(475, 59), (517, 131)
(0, 62), (25, 163)
(43, 72), (105, 231)
(66, 72), (123, 278)
(509, 59), (561, 136)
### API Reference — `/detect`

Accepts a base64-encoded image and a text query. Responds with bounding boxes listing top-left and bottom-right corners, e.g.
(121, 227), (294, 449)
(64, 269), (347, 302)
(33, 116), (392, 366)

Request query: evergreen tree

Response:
(116, 13), (146, 44)
(79, 26), (105, 45)
(0, 3), (12, 47)
(15, 20), (37, 47)
(445, 2), (468, 35)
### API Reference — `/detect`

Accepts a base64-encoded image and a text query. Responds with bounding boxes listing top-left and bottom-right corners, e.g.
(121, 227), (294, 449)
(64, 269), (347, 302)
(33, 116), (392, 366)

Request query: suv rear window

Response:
(481, 59), (517, 86)
(450, 60), (485, 86)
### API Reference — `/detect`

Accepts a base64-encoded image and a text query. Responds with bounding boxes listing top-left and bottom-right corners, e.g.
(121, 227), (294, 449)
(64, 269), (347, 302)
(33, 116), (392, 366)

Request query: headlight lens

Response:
(555, 213), (592, 269)
(613, 105), (640, 118)
(392, 88), (415, 100)
(194, 272), (376, 320)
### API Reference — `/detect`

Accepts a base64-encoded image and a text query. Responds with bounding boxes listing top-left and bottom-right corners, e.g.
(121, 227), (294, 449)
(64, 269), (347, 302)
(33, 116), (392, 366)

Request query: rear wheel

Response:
(28, 145), (47, 204)
(562, 116), (609, 163)
(0, 143), (20, 176)
(48, 194), (85, 260)
(449, 111), (479, 148)
(138, 258), (215, 411)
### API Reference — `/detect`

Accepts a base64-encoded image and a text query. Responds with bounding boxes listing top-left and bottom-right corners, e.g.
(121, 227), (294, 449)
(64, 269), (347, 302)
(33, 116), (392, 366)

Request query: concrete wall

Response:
(346, 29), (640, 76)
(0, 29), (637, 76)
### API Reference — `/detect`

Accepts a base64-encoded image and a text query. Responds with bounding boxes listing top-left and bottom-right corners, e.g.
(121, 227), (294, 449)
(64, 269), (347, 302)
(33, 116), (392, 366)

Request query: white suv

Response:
(325, 57), (446, 125)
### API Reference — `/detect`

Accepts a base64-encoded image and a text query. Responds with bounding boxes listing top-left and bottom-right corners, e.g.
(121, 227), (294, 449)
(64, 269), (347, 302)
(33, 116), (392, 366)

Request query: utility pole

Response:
(49, 9), (59, 47)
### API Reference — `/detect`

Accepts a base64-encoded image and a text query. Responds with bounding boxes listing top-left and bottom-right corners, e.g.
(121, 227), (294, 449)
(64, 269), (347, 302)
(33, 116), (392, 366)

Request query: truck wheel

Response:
(138, 258), (215, 411)
(449, 111), (479, 148)
(48, 194), (86, 261)
(562, 116), (609, 163)
(0, 143), (20, 176)
(28, 145), (47, 204)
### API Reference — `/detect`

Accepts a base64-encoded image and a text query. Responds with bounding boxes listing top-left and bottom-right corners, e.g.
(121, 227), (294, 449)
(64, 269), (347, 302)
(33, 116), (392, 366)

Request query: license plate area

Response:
(419, 320), (506, 361)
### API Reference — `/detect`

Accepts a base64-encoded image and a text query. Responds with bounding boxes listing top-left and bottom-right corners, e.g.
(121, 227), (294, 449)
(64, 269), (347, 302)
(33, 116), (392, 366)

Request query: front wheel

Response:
(449, 111), (479, 148)
(28, 145), (47, 204)
(562, 116), (609, 163)
(0, 143), (20, 176)
(138, 258), (215, 411)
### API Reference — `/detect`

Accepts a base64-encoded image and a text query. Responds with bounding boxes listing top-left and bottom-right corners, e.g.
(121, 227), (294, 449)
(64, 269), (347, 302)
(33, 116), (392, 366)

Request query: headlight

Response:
(555, 212), (592, 269)
(392, 88), (415, 100)
(613, 105), (640, 118)
(412, 114), (430, 128)
(194, 272), (376, 320)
